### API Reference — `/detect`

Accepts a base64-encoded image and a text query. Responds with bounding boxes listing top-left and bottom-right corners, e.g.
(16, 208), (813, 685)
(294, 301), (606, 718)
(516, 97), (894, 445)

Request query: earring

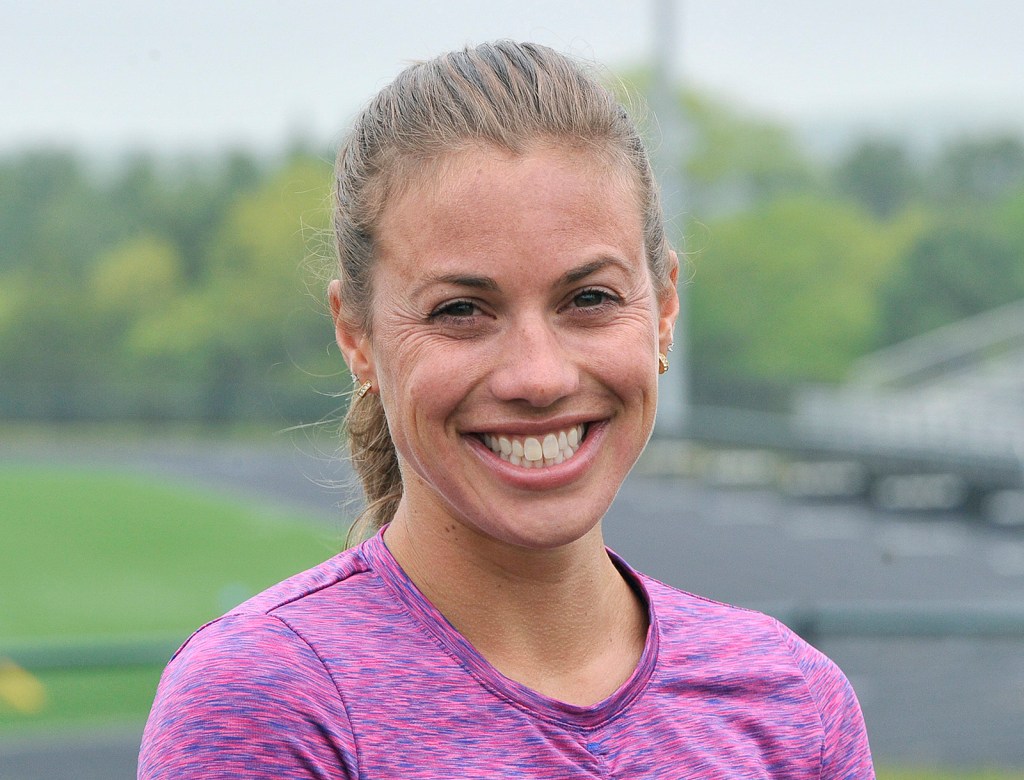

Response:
(355, 380), (373, 400)
(658, 353), (669, 375)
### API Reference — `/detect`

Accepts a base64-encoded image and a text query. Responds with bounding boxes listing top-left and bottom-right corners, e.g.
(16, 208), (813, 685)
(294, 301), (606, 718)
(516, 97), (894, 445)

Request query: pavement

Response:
(0, 726), (142, 780)
(2, 434), (1024, 775)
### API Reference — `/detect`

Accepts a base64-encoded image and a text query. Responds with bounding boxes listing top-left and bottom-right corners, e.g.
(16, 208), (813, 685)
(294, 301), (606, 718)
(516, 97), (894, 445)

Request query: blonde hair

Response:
(333, 41), (670, 542)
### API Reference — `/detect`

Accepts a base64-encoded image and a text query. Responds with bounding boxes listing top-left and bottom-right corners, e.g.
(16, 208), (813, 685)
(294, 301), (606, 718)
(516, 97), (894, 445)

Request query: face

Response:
(333, 145), (678, 551)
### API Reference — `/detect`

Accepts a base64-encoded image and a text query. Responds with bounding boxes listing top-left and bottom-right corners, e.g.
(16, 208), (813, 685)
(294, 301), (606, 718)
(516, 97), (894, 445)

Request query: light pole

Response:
(651, 0), (689, 436)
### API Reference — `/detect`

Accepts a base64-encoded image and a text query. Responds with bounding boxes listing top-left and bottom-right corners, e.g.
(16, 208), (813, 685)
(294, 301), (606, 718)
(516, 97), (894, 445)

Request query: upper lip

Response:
(465, 415), (602, 436)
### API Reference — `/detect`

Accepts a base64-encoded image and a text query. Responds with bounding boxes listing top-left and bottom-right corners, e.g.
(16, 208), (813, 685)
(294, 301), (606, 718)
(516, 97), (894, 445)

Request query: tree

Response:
(90, 234), (185, 320)
(877, 221), (1024, 344)
(682, 91), (817, 212)
(0, 150), (123, 277)
(0, 269), (100, 418)
(928, 136), (1024, 203)
(834, 139), (919, 220)
(689, 196), (906, 390)
(610, 73), (817, 219)
(135, 155), (334, 421)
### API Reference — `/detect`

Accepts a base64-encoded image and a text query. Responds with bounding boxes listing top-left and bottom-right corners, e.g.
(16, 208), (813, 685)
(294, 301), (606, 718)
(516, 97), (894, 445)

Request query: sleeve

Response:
(138, 613), (358, 780)
(774, 619), (875, 780)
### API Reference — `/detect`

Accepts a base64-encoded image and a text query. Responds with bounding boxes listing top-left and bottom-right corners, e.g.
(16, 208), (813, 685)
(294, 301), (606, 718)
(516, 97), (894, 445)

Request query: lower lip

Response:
(466, 422), (607, 490)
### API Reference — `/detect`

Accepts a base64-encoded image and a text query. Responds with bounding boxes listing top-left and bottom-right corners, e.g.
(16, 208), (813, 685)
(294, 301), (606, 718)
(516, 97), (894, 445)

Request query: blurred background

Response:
(1, 1), (1022, 777)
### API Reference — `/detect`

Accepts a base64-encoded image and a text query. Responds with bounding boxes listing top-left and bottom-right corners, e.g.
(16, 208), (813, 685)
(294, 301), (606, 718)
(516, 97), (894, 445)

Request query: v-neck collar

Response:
(359, 528), (660, 730)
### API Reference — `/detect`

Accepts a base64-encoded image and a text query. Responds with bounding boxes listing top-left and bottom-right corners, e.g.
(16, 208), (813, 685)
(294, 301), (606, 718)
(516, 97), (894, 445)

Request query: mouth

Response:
(479, 424), (587, 469)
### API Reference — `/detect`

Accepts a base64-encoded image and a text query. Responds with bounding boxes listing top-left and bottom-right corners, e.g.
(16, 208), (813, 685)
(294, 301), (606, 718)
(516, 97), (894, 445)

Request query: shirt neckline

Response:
(359, 528), (660, 730)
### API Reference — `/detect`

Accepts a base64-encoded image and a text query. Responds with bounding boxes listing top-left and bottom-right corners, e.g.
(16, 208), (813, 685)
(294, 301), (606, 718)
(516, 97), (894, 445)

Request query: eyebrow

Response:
(559, 257), (627, 285)
(423, 273), (500, 291)
(415, 256), (630, 296)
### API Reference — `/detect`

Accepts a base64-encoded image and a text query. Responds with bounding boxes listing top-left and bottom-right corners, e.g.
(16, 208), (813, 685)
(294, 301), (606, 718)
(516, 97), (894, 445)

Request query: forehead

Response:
(374, 144), (644, 276)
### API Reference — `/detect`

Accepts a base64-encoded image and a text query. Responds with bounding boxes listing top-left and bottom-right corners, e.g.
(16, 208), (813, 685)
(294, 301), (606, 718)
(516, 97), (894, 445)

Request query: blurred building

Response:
(793, 298), (1024, 518)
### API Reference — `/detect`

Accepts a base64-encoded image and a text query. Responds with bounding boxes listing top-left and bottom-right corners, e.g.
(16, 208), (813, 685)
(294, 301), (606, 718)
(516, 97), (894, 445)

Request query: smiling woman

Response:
(138, 41), (875, 779)
(345, 145), (670, 556)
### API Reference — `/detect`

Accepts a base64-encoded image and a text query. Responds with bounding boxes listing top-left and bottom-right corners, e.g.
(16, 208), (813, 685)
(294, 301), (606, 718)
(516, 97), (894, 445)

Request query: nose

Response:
(489, 315), (580, 407)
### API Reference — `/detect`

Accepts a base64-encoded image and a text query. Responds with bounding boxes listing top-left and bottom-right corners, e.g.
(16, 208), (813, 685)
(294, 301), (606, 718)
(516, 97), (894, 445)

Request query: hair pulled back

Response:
(333, 40), (671, 541)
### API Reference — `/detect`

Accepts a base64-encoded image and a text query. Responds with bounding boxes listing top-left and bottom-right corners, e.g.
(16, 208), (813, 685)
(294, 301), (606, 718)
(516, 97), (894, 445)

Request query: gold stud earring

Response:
(658, 353), (669, 375)
(355, 380), (373, 400)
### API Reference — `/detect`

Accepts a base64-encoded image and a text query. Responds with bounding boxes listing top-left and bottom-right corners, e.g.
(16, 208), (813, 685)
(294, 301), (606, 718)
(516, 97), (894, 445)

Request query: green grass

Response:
(877, 771), (1024, 780)
(0, 666), (161, 732)
(0, 466), (340, 639)
(0, 465), (342, 729)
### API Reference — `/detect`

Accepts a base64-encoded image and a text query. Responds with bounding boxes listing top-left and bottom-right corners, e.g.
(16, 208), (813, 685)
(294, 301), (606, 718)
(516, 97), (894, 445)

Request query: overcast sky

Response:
(4, 0), (1024, 154)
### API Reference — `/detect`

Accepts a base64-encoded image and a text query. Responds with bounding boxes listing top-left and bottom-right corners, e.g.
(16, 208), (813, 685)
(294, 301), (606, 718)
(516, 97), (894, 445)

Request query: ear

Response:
(328, 280), (375, 384)
(657, 251), (680, 355)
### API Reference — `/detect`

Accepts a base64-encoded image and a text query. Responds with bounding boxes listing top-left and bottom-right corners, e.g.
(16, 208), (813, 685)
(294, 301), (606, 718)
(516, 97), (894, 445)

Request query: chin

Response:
(464, 506), (606, 552)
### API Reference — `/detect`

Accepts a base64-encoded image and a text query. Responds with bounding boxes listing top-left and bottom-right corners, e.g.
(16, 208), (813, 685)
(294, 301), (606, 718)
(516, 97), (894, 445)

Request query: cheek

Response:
(594, 306), (661, 379)
(606, 312), (661, 410)
(588, 346), (648, 392)
(371, 317), (441, 400)
(374, 336), (470, 453)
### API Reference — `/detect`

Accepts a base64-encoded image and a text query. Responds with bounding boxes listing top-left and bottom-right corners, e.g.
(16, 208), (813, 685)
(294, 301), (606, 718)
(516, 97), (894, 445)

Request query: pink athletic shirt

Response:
(139, 531), (874, 778)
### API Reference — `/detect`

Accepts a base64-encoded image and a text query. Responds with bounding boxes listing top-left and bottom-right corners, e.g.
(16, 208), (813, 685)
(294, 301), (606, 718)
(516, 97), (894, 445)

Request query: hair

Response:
(333, 40), (671, 543)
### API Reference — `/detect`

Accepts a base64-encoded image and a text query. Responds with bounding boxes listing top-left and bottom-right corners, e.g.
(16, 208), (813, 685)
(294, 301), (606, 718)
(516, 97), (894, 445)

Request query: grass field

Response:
(0, 465), (341, 729)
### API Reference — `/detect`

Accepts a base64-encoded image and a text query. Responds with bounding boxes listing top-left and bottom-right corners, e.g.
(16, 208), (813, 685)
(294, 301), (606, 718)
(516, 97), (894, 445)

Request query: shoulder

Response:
(140, 611), (359, 778)
(152, 611), (340, 717)
(641, 571), (851, 696)
(640, 572), (791, 653)
(156, 543), (376, 695)
(138, 549), (375, 779)
(767, 617), (875, 777)
(641, 574), (874, 777)
(226, 542), (372, 618)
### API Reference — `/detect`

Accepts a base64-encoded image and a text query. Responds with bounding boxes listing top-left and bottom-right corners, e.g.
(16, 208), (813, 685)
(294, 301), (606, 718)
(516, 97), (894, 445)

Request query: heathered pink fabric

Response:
(139, 531), (874, 778)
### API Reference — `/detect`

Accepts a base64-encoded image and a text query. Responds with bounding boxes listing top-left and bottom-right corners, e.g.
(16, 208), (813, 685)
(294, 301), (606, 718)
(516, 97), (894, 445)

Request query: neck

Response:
(384, 506), (648, 705)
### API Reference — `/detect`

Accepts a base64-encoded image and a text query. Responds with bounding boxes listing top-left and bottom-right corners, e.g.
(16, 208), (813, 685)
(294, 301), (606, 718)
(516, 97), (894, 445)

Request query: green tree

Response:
(834, 139), (919, 220)
(0, 270), (99, 418)
(0, 151), (123, 277)
(877, 221), (1024, 344)
(990, 183), (1024, 257)
(928, 136), (1024, 203)
(135, 155), (334, 421)
(611, 73), (817, 219)
(682, 91), (817, 211)
(689, 196), (906, 389)
(90, 234), (185, 319)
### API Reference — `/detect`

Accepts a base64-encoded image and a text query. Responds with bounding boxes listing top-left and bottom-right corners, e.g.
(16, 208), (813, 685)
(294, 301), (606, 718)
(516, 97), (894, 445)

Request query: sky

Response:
(3, 0), (1024, 155)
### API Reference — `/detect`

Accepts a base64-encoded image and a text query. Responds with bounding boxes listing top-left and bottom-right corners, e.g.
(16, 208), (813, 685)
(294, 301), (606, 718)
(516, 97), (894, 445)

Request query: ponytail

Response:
(344, 391), (402, 544)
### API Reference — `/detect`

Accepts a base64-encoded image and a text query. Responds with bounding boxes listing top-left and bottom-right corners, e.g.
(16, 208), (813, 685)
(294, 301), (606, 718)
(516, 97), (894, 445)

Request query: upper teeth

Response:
(481, 425), (585, 468)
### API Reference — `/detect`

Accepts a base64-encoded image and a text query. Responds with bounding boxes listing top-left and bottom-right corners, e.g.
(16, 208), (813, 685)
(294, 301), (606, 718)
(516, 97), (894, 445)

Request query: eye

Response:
(429, 299), (481, 320)
(570, 288), (619, 309)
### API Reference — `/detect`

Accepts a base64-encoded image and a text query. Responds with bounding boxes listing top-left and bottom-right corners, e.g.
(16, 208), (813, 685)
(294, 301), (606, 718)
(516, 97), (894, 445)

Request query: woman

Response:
(139, 41), (873, 778)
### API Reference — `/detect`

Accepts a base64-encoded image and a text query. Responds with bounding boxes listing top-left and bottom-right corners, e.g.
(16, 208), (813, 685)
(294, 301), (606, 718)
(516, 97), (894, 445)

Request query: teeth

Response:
(542, 434), (559, 459)
(480, 424), (586, 469)
(523, 437), (543, 462)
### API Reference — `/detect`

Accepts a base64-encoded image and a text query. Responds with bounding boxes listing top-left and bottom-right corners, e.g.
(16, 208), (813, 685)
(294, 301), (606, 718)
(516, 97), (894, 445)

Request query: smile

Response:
(480, 424), (586, 468)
